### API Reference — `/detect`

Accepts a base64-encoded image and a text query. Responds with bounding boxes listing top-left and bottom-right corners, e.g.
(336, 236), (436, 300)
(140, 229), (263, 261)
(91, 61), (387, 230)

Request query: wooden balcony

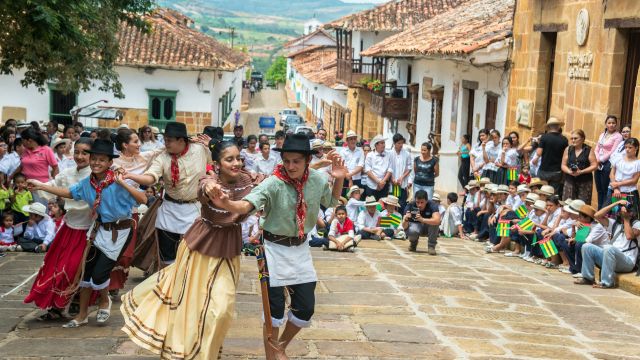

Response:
(370, 85), (411, 120)
(337, 58), (374, 87)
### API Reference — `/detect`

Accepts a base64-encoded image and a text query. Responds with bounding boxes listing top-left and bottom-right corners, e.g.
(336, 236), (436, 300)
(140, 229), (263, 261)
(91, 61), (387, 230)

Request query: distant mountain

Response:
(158, 0), (378, 72)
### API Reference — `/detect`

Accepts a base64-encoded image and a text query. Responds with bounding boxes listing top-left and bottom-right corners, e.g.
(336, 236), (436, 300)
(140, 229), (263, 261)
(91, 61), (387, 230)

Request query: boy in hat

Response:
(205, 133), (346, 359)
(357, 196), (385, 240)
(28, 139), (147, 328)
(340, 130), (365, 193)
(379, 195), (405, 240)
(345, 185), (365, 222)
(16, 203), (55, 252)
(123, 122), (211, 267)
(462, 180), (480, 235)
(364, 135), (391, 200)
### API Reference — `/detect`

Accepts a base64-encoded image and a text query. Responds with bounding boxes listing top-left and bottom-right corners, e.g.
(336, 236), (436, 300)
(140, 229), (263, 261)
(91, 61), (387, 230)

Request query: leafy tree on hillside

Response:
(266, 56), (287, 84)
(0, 1), (155, 98)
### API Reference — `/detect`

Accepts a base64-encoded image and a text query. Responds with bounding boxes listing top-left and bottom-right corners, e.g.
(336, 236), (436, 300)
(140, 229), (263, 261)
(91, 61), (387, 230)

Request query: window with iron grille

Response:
(147, 89), (178, 131)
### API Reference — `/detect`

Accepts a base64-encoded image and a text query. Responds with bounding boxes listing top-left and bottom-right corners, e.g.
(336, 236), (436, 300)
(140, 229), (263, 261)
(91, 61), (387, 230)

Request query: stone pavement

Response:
(2, 236), (640, 359)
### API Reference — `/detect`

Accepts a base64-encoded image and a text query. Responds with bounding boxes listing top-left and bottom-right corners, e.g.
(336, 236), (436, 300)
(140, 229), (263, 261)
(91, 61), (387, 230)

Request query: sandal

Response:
(96, 296), (112, 324)
(545, 262), (558, 269)
(574, 278), (594, 285)
(62, 317), (88, 328)
(592, 282), (614, 289)
(38, 309), (64, 321)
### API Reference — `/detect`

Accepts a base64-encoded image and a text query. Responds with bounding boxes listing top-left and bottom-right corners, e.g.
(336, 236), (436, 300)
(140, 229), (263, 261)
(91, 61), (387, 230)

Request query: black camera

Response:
(570, 163), (579, 172)
(407, 205), (419, 222)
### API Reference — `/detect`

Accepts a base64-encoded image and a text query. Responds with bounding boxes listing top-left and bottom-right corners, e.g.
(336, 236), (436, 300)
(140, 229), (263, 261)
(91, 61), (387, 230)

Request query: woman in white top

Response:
(139, 125), (163, 152)
(240, 134), (260, 173)
(609, 125), (631, 167)
(608, 137), (640, 216)
(495, 136), (520, 185)
(23, 138), (94, 319)
(482, 130), (501, 184)
(470, 129), (490, 180)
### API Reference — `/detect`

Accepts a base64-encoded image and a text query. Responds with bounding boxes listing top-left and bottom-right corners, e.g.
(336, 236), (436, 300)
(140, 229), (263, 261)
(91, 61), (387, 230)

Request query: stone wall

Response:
(345, 88), (384, 141)
(98, 108), (212, 135)
(505, 0), (640, 143)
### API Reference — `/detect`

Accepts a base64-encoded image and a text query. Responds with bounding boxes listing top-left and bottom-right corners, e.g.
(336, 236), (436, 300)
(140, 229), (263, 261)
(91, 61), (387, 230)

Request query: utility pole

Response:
(229, 27), (235, 49)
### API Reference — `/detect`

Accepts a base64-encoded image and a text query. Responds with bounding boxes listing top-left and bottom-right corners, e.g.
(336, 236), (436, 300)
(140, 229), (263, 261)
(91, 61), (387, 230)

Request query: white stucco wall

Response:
(289, 67), (347, 127)
(0, 66), (243, 127)
(352, 30), (396, 61)
(383, 57), (510, 194)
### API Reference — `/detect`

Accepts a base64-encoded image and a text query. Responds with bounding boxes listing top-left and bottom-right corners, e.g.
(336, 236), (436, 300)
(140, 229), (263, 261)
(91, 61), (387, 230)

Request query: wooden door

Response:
(485, 94), (498, 131)
(430, 89), (444, 155)
(622, 31), (640, 128)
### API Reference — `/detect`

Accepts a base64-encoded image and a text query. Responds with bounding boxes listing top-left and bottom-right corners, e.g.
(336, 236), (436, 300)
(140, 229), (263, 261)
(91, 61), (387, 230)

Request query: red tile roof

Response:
(284, 28), (335, 48)
(326, 0), (471, 32)
(361, 0), (514, 57)
(290, 47), (339, 88)
(116, 9), (249, 71)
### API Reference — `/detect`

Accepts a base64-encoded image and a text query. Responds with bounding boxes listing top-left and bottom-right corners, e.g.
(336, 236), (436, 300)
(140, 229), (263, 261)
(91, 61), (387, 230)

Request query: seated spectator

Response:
(345, 186), (365, 223)
(518, 166), (532, 185)
(16, 203), (55, 253)
(10, 173), (32, 224)
(505, 192), (538, 258)
(576, 200), (639, 288)
(432, 193), (445, 218)
(327, 206), (360, 251)
(504, 181), (522, 210)
(535, 184), (555, 202)
(0, 172), (12, 216)
(536, 195), (563, 267)
(528, 177), (546, 193)
(474, 183), (497, 242)
(308, 209), (329, 248)
(357, 196), (384, 240)
(402, 190), (441, 255)
(462, 180), (480, 236)
(486, 185), (514, 252)
(0, 213), (17, 252)
(560, 203), (608, 276)
(441, 192), (463, 238)
(522, 199), (548, 263)
(379, 195), (405, 240)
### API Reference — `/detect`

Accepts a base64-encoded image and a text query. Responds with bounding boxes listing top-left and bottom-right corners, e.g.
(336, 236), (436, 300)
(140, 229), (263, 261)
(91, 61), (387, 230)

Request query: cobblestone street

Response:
(1, 237), (640, 359)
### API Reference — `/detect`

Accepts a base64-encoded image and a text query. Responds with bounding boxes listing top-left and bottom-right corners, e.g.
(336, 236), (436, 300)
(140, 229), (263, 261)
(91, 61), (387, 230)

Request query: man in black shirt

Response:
(402, 190), (441, 255)
(537, 117), (568, 195)
(233, 125), (245, 148)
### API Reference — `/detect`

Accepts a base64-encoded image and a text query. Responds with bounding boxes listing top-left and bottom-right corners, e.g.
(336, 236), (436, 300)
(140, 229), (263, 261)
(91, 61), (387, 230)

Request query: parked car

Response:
(283, 115), (305, 133)
(294, 126), (315, 139)
(279, 109), (298, 126)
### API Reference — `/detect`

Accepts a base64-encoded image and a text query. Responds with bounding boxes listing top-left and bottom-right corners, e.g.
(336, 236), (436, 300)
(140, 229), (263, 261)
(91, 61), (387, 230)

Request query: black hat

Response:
(273, 133), (317, 155)
(87, 139), (119, 158)
(164, 122), (188, 139)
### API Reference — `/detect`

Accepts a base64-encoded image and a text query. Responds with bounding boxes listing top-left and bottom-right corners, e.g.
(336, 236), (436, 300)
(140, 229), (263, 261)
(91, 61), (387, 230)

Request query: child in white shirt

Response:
(0, 214), (17, 252)
(345, 186), (365, 223)
(442, 193), (463, 237)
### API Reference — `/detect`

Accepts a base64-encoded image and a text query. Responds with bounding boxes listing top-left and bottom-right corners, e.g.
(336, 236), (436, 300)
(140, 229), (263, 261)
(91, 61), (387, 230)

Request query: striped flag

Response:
(539, 237), (558, 258)
(391, 185), (401, 198)
(531, 233), (538, 246)
(380, 214), (402, 228)
(508, 168), (518, 181)
(515, 205), (528, 219)
(517, 217), (534, 231)
(574, 224), (591, 243)
(496, 219), (510, 237)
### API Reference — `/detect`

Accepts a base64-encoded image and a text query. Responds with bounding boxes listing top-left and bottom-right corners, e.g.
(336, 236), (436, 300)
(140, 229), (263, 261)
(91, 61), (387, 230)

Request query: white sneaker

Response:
(15, 245), (22, 252)
(9, 245), (17, 252)
(572, 273), (583, 278)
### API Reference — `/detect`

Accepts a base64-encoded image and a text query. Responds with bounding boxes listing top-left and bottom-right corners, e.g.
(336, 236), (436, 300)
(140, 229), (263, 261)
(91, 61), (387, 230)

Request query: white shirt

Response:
(585, 222), (611, 246)
(341, 146), (365, 181)
(608, 219), (640, 263)
(357, 210), (381, 231)
(240, 149), (260, 172)
(483, 142), (501, 171)
(255, 155), (278, 175)
(55, 153), (76, 173)
(612, 158), (640, 192)
(241, 214), (259, 244)
(497, 148), (519, 167)
(546, 208), (562, 229)
(0, 152), (20, 176)
(346, 198), (365, 222)
(328, 219), (355, 238)
(364, 150), (390, 188)
(388, 148), (413, 188)
(50, 166), (93, 230)
(555, 217), (575, 236)
(24, 216), (56, 246)
(140, 140), (163, 153)
(0, 227), (14, 244)
(609, 141), (626, 167)
(470, 144), (485, 170)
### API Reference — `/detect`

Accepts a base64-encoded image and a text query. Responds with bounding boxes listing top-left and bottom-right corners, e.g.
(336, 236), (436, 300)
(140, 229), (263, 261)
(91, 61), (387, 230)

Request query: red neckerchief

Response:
(336, 218), (354, 235)
(171, 143), (190, 188)
(273, 163), (309, 239)
(90, 170), (116, 216)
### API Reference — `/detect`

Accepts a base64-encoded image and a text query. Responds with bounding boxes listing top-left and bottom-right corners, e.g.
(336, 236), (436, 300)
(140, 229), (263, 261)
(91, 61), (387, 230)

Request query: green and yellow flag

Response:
(391, 185), (401, 198)
(379, 214), (402, 228)
(496, 220), (510, 237)
(508, 168), (518, 181)
(574, 224), (591, 243)
(539, 237), (558, 258)
(515, 205), (528, 219)
(517, 217), (534, 231)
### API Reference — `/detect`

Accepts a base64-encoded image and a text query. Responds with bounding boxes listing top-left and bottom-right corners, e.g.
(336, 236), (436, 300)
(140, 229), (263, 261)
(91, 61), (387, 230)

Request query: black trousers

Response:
(81, 246), (117, 290)
(158, 229), (182, 263)
(268, 281), (316, 325)
(458, 157), (470, 187)
(365, 182), (389, 200)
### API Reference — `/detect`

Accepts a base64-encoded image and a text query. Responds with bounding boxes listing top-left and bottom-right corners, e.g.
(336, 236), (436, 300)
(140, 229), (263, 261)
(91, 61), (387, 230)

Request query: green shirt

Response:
(0, 188), (13, 211)
(244, 169), (338, 237)
(12, 190), (33, 215)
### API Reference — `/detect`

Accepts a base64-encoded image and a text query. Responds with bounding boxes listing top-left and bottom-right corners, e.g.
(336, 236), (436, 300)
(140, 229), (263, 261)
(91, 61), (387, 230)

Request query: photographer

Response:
(402, 190), (441, 255)
(561, 129), (597, 204)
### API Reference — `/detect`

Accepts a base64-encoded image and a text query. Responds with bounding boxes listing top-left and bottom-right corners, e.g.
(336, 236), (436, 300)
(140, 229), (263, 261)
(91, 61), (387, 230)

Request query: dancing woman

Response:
(121, 139), (262, 359)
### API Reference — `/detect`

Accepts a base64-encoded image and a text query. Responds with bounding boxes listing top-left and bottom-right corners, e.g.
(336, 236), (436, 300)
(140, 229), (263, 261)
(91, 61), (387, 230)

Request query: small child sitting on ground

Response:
(379, 196), (405, 240)
(327, 205), (360, 251)
(0, 213), (17, 252)
(357, 196), (384, 240)
(17, 203), (55, 253)
(441, 193), (463, 238)
(11, 173), (33, 224)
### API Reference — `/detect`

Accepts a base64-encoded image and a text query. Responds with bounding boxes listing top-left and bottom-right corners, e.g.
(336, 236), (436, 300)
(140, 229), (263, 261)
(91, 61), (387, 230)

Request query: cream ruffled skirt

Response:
(121, 241), (240, 359)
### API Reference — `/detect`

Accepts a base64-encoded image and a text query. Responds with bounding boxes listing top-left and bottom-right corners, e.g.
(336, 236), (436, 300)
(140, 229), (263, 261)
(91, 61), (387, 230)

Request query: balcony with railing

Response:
(370, 84), (411, 120)
(337, 58), (375, 87)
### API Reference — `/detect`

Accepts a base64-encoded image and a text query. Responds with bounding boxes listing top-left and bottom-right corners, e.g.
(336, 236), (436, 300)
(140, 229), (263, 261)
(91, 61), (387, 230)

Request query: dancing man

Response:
(207, 133), (346, 359)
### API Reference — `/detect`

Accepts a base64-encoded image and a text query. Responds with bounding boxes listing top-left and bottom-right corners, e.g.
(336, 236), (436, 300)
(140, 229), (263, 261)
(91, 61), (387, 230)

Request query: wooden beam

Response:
(533, 23), (568, 32)
(604, 17), (640, 29)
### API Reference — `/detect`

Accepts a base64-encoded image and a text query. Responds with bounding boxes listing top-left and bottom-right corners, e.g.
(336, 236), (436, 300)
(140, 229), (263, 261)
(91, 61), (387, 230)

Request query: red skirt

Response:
(24, 224), (88, 309)
(109, 213), (139, 290)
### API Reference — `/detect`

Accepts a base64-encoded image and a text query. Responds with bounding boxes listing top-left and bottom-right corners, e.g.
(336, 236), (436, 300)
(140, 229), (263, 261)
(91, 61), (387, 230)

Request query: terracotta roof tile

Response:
(361, 0), (514, 57)
(326, 0), (471, 32)
(116, 9), (249, 71)
(290, 47), (338, 88)
(284, 28), (335, 48)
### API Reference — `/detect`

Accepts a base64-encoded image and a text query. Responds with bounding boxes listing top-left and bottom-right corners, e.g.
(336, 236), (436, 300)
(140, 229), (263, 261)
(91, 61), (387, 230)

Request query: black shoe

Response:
(370, 235), (381, 241)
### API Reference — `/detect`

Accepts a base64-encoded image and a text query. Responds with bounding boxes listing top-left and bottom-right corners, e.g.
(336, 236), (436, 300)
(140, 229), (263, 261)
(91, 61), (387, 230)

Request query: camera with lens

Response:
(569, 163), (579, 172)
(407, 205), (419, 222)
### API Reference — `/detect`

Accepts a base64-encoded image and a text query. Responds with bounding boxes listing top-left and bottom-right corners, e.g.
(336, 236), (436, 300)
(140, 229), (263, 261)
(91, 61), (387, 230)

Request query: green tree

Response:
(0, 0), (155, 98)
(266, 56), (287, 84)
